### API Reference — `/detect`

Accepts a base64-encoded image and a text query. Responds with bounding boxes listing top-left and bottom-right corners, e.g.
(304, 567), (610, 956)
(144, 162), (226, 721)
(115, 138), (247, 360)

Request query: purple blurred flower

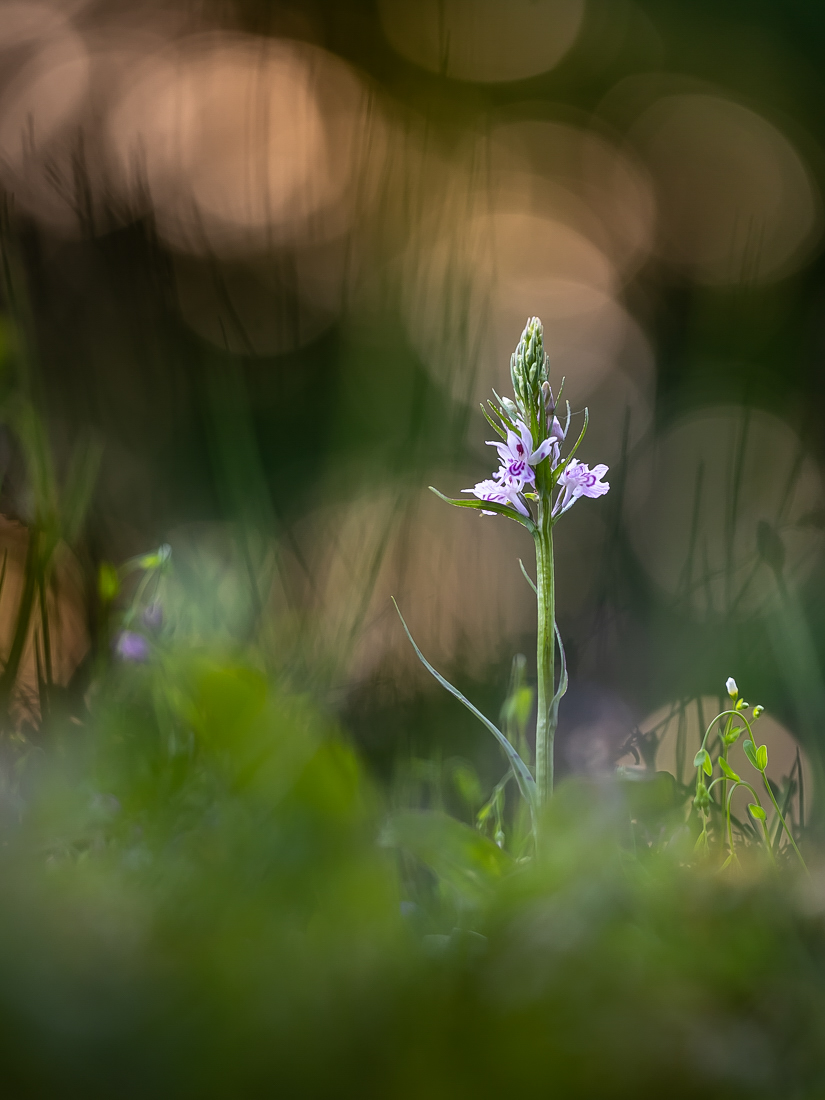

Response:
(463, 476), (529, 517)
(487, 419), (558, 486)
(115, 630), (150, 662)
(555, 460), (610, 515)
(142, 603), (163, 632)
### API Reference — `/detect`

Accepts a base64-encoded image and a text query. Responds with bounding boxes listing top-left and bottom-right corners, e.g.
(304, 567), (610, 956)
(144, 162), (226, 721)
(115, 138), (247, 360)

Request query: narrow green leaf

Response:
(718, 757), (740, 783)
(393, 599), (537, 817)
(491, 391), (518, 433)
(60, 434), (103, 544)
(757, 744), (768, 771)
(428, 486), (536, 533)
(481, 404), (506, 439)
(551, 622), (568, 708)
(518, 558), (538, 596)
(558, 405), (589, 474)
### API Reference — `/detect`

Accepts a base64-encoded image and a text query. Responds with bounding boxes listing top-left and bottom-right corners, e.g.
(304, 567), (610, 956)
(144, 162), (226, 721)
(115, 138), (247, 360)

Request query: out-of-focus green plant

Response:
(0, 531), (815, 1097)
(693, 677), (807, 870)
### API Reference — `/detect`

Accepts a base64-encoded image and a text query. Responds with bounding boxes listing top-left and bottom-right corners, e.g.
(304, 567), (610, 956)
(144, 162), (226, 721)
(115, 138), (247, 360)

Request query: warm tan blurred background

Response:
(1, 0), (825, 799)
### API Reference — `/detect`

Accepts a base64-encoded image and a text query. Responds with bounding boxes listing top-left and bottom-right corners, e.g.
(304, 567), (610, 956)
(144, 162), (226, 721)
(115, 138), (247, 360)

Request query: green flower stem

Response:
(724, 780), (773, 863)
(534, 503), (555, 807)
(719, 716), (730, 846)
(725, 793), (738, 865)
(761, 772), (808, 872)
(699, 709), (756, 753)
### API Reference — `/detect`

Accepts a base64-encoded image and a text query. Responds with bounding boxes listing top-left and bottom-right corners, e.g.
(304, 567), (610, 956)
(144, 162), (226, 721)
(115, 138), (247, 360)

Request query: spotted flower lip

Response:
(554, 459), (610, 515)
(487, 419), (559, 486)
(463, 476), (529, 517)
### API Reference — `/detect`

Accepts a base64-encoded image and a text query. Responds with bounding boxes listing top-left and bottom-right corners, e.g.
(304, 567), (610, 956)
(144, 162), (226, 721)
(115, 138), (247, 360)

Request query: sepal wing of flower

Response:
(486, 419), (559, 487)
(553, 459), (610, 516)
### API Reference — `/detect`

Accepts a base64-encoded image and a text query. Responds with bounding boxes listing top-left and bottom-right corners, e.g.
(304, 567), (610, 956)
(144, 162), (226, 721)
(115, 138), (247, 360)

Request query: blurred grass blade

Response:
(61, 433), (103, 544)
(392, 599), (537, 818)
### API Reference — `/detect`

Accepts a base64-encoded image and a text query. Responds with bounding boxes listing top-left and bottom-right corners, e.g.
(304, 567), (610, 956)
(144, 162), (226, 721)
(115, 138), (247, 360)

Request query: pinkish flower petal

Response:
(529, 438), (555, 465)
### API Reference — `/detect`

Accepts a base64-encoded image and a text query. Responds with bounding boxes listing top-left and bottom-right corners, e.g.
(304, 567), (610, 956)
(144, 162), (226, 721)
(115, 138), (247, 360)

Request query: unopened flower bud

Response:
(510, 317), (547, 417)
(725, 677), (738, 700)
(541, 380), (555, 414)
(752, 704), (764, 719)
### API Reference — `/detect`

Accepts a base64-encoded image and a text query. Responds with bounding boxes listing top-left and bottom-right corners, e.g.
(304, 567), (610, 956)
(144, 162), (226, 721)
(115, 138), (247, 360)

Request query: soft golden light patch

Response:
(483, 118), (655, 277)
(403, 208), (626, 407)
(0, 3), (90, 232)
(288, 486), (538, 694)
(107, 33), (381, 258)
(0, 38), (89, 166)
(377, 0), (585, 83)
(624, 407), (825, 616)
(0, 0), (69, 50)
(629, 93), (820, 284)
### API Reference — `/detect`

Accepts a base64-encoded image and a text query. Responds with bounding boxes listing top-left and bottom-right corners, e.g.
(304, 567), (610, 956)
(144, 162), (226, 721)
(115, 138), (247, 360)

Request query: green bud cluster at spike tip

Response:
(510, 316), (547, 421)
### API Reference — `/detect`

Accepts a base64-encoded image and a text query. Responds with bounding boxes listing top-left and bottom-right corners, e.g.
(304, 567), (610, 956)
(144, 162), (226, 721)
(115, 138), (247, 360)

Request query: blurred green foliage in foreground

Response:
(0, 641), (823, 1099)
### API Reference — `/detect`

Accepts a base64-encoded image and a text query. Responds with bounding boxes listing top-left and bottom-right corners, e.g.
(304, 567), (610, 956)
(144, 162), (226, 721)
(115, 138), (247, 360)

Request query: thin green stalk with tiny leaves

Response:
(396, 317), (610, 827)
(693, 677), (807, 872)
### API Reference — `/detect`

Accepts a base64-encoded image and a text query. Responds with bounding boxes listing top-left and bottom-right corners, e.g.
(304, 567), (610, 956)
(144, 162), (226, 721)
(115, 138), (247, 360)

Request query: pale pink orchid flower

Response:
(463, 476), (529, 517)
(554, 459), (610, 515)
(486, 419), (559, 487)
